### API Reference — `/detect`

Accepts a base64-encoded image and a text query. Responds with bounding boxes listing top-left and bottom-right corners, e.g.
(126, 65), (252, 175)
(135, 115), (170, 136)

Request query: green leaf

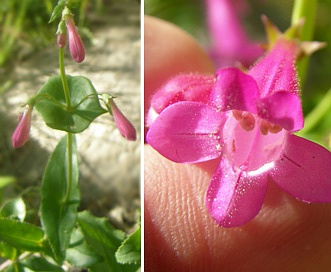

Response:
(66, 228), (103, 268)
(40, 135), (80, 263)
(0, 219), (44, 252)
(49, 0), (66, 23)
(0, 242), (18, 260)
(21, 256), (64, 272)
(78, 211), (137, 271)
(35, 75), (107, 133)
(0, 197), (26, 221)
(115, 224), (141, 265)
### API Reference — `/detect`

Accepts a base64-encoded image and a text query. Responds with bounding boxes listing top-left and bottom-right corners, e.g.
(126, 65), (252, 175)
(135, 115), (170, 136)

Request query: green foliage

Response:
(115, 222), (141, 266)
(0, 0), (140, 271)
(20, 256), (64, 272)
(0, 219), (44, 252)
(35, 75), (107, 133)
(66, 228), (103, 268)
(0, 198), (26, 221)
(40, 135), (80, 263)
(78, 211), (140, 271)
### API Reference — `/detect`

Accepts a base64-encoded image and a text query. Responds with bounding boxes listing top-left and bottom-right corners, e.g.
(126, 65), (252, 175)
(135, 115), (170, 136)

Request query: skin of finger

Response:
(144, 16), (331, 272)
(145, 146), (331, 272)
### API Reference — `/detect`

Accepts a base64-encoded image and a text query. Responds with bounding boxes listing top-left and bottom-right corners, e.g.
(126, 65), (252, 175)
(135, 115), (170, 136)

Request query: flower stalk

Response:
(59, 40), (74, 204)
(291, 0), (318, 82)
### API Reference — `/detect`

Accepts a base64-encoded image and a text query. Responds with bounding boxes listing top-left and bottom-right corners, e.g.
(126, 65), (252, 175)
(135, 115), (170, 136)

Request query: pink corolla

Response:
(12, 105), (32, 148)
(65, 16), (85, 63)
(108, 99), (136, 141)
(146, 37), (331, 227)
(205, 0), (263, 67)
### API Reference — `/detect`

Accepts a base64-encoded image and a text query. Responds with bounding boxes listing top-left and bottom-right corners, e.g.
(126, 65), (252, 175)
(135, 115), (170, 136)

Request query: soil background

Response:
(0, 0), (141, 233)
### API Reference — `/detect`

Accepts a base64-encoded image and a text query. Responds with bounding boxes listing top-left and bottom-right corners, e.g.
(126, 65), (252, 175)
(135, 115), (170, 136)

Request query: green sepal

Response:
(49, 0), (66, 23)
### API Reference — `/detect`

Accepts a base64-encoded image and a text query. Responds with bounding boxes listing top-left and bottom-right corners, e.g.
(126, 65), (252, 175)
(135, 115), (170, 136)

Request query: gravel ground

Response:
(0, 0), (141, 233)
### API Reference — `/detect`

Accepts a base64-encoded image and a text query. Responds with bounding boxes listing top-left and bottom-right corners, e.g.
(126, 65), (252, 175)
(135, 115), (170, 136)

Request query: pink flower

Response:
(205, 0), (263, 67)
(12, 105), (32, 148)
(108, 99), (136, 141)
(146, 74), (215, 126)
(65, 17), (85, 63)
(146, 38), (331, 227)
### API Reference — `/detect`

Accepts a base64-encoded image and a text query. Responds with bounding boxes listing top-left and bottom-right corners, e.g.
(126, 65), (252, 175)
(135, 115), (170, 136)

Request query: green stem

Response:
(59, 47), (71, 108)
(291, 0), (317, 83)
(64, 132), (73, 203)
(59, 47), (73, 204)
(298, 88), (331, 136)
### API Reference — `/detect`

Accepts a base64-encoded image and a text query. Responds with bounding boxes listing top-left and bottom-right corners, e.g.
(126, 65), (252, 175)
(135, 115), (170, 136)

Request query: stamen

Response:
(232, 110), (255, 131)
(260, 120), (269, 135)
(269, 123), (282, 134)
(259, 120), (283, 135)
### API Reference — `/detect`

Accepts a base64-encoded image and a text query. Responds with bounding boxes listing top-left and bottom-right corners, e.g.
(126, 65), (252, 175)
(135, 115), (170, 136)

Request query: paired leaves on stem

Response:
(35, 75), (106, 133)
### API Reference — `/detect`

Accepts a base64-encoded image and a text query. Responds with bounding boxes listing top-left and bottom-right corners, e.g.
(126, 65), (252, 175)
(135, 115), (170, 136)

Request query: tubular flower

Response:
(12, 105), (33, 148)
(65, 16), (85, 63)
(146, 37), (331, 227)
(108, 99), (136, 141)
(205, 0), (263, 67)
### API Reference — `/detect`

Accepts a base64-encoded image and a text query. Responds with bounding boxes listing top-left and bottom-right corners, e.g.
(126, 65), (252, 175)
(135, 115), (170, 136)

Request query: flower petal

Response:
(206, 157), (268, 227)
(151, 74), (214, 114)
(248, 38), (299, 97)
(206, 0), (263, 67)
(257, 91), (304, 131)
(211, 67), (259, 113)
(147, 101), (225, 163)
(271, 134), (331, 202)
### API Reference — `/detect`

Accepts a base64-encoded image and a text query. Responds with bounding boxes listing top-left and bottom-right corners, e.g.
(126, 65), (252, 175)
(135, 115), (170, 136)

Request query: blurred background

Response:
(145, 0), (331, 148)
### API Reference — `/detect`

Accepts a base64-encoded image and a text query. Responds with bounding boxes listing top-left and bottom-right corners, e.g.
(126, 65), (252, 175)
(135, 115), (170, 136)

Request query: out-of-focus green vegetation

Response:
(0, 0), (55, 66)
(0, 0), (105, 67)
(145, 0), (331, 147)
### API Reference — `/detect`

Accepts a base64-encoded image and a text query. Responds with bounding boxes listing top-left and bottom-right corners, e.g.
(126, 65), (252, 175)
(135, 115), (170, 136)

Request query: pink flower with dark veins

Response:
(12, 105), (32, 148)
(65, 16), (85, 63)
(147, 37), (331, 227)
(205, 0), (263, 67)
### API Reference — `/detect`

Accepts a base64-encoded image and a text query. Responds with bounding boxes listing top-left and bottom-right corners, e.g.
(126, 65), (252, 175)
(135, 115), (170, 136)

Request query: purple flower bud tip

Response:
(12, 105), (32, 148)
(65, 17), (85, 63)
(109, 99), (136, 141)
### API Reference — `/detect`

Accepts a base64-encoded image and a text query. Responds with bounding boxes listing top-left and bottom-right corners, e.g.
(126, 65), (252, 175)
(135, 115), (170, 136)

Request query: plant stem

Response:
(291, 0), (317, 84)
(59, 47), (73, 204)
(65, 132), (73, 203)
(59, 47), (71, 108)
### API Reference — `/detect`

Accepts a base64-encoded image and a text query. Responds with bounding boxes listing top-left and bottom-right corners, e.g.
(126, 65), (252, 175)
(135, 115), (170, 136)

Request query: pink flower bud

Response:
(65, 17), (85, 63)
(108, 99), (136, 141)
(12, 105), (32, 148)
(57, 33), (67, 48)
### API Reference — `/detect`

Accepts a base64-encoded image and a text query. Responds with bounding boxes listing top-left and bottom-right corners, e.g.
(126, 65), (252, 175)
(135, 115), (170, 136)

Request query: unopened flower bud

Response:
(65, 16), (85, 63)
(12, 105), (32, 148)
(57, 32), (67, 48)
(108, 99), (136, 141)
